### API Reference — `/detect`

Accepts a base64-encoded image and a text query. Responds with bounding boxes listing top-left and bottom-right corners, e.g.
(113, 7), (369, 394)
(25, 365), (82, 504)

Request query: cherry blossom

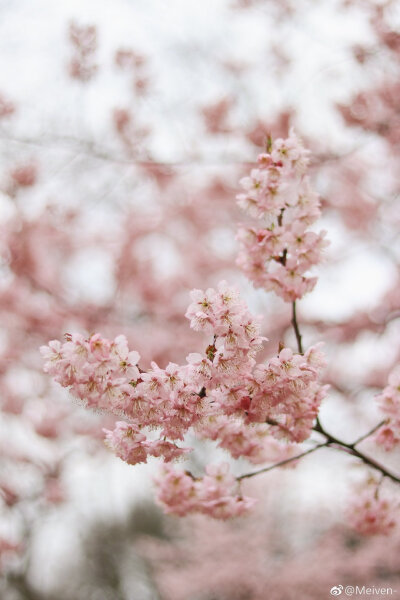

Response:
(40, 119), (400, 527)
(42, 282), (328, 517)
(155, 463), (256, 519)
(347, 485), (398, 536)
(374, 367), (400, 451)
(3, 3), (400, 595)
(236, 130), (328, 301)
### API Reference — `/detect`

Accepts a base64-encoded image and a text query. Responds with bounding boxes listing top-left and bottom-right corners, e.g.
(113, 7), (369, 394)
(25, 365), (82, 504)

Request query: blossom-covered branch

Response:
(41, 277), (328, 518)
(236, 129), (328, 302)
(41, 132), (400, 532)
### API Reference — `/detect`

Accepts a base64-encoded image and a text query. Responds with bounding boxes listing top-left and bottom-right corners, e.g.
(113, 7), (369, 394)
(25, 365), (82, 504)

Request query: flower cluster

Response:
(347, 485), (398, 536)
(68, 21), (98, 82)
(184, 280), (265, 383)
(41, 332), (197, 461)
(249, 345), (328, 443)
(236, 130), (328, 301)
(41, 282), (327, 517)
(103, 422), (192, 465)
(155, 463), (256, 519)
(41, 333), (141, 411)
(374, 367), (400, 451)
(202, 344), (328, 445)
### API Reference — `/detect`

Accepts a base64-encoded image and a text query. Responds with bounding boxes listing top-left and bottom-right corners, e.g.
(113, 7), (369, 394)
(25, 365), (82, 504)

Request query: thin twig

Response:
(291, 300), (303, 354)
(351, 419), (388, 447)
(237, 442), (328, 480)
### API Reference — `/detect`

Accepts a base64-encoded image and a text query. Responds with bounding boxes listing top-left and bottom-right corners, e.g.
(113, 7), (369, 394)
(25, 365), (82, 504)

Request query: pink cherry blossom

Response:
(347, 486), (398, 536)
(155, 463), (256, 519)
(236, 131), (328, 302)
(374, 366), (400, 451)
(42, 282), (329, 518)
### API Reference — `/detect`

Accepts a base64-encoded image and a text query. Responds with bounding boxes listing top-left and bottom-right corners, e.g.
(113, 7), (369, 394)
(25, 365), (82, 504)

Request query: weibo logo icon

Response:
(330, 586), (343, 596)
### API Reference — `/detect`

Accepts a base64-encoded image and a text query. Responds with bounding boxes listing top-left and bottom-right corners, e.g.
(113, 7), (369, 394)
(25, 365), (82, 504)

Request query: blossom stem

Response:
(291, 301), (303, 354)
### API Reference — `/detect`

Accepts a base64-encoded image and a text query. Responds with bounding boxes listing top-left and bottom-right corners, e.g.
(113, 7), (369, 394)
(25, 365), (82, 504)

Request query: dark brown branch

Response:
(237, 420), (400, 485)
(313, 419), (400, 484)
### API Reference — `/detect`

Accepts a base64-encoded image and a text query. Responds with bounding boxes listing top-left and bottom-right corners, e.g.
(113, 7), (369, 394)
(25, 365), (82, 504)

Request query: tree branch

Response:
(237, 442), (328, 480)
(313, 419), (400, 484)
(287, 301), (399, 485)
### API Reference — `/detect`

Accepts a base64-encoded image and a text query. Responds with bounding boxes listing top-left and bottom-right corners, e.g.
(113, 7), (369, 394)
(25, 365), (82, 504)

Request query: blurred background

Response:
(0, 0), (400, 598)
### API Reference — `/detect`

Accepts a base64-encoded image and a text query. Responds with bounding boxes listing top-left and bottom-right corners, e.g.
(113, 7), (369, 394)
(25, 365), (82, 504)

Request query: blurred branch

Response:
(0, 132), (256, 166)
(0, 132), (353, 168)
